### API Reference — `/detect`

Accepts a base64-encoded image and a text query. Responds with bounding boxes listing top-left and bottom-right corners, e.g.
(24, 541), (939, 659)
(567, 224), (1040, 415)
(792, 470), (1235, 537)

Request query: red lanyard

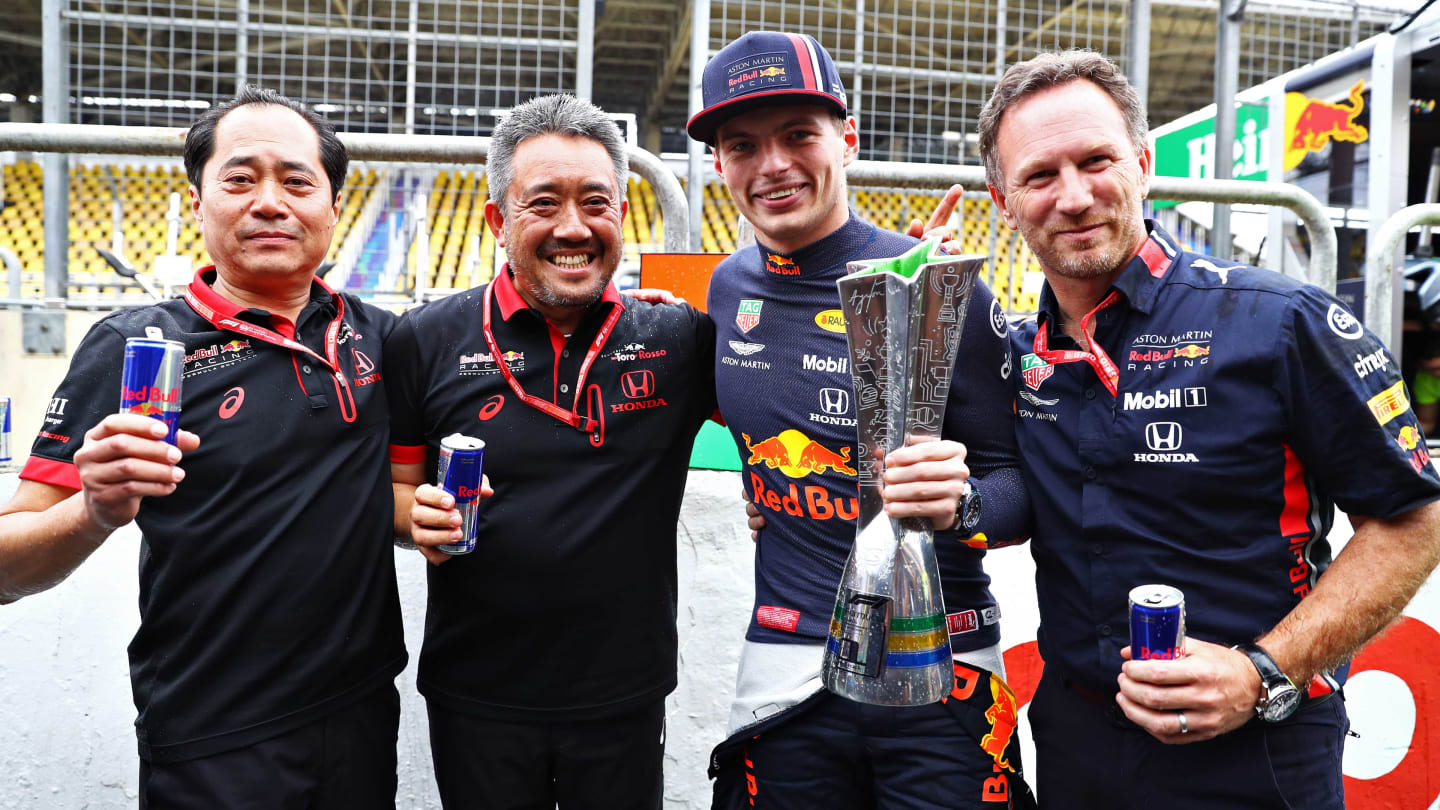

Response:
(183, 280), (358, 421)
(1032, 290), (1124, 398)
(481, 281), (621, 439)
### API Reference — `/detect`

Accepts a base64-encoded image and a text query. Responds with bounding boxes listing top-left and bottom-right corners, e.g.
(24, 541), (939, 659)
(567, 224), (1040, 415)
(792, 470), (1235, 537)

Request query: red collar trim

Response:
(494, 263), (626, 322)
(186, 266), (338, 322)
(1137, 234), (1175, 279)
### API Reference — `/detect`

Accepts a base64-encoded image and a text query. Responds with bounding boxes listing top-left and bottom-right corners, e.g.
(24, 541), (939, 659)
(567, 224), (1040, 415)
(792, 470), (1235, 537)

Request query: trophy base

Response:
(821, 589), (951, 706)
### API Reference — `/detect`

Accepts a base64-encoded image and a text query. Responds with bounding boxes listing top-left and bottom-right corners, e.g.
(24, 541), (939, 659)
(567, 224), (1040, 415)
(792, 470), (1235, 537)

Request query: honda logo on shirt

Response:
(820, 388), (849, 415)
(621, 370), (655, 399)
(1145, 421), (1182, 451)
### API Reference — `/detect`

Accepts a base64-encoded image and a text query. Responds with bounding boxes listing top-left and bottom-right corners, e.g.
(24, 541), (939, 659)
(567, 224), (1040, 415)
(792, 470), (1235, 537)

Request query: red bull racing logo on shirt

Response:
(184, 338), (256, 376)
(765, 253), (800, 275)
(460, 350), (525, 376)
(744, 429), (859, 521)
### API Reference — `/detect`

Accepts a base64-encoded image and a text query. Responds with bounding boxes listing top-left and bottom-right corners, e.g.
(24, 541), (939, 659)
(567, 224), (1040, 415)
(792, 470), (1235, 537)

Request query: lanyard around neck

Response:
(481, 281), (621, 438)
(1032, 289), (1124, 398)
(184, 284), (348, 386)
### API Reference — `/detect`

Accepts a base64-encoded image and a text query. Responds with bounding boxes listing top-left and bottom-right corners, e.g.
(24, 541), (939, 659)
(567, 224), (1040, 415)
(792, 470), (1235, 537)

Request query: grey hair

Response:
(486, 94), (629, 212)
(977, 50), (1148, 190)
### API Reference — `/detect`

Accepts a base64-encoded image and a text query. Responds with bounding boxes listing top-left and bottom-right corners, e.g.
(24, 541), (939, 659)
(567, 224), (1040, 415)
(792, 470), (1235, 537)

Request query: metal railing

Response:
(1, 123), (1338, 305)
(844, 161), (1339, 295)
(1365, 203), (1440, 352)
(0, 123), (690, 302)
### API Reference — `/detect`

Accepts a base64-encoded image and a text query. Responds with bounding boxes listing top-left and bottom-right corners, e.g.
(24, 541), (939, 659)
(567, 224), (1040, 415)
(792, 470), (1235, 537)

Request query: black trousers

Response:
(427, 698), (666, 810)
(138, 684), (400, 810)
(1030, 668), (1348, 810)
(738, 690), (1010, 810)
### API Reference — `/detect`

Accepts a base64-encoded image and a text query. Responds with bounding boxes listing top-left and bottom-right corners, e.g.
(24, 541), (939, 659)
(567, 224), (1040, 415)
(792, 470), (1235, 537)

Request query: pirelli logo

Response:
(1367, 380), (1410, 426)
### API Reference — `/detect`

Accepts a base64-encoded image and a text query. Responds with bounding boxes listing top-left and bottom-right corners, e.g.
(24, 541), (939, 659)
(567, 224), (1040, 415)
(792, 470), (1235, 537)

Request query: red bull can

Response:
(437, 433), (486, 555)
(0, 395), (11, 464)
(1129, 584), (1186, 661)
(120, 338), (185, 446)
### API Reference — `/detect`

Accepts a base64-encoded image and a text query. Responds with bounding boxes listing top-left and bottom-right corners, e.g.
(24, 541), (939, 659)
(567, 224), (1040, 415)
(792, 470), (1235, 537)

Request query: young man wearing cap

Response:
(688, 31), (1034, 810)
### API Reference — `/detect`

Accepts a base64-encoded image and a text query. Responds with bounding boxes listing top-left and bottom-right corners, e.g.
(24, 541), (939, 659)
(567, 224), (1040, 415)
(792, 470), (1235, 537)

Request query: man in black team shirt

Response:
(0, 86), (406, 808)
(388, 94), (716, 809)
(689, 31), (1034, 810)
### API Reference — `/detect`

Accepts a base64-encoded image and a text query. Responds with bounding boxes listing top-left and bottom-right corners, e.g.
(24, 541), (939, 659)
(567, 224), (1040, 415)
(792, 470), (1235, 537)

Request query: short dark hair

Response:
(487, 94), (628, 214)
(184, 85), (348, 201)
(977, 50), (1147, 190)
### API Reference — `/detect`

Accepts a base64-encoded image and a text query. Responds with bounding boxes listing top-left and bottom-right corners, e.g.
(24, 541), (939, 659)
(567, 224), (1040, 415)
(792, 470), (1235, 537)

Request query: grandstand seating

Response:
(1, 157), (1041, 313)
(0, 159), (379, 301)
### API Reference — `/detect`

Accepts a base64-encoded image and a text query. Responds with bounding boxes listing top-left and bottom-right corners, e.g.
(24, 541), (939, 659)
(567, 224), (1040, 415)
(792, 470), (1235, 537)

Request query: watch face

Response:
(961, 490), (982, 531)
(1263, 687), (1302, 722)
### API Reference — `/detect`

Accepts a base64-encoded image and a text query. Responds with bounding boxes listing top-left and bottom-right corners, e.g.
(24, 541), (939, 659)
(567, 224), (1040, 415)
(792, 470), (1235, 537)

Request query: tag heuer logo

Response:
(1021, 353), (1053, 391)
(737, 299), (764, 333)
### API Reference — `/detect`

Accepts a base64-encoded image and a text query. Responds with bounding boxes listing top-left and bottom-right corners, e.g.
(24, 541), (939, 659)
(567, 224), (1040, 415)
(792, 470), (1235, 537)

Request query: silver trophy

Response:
(822, 238), (985, 706)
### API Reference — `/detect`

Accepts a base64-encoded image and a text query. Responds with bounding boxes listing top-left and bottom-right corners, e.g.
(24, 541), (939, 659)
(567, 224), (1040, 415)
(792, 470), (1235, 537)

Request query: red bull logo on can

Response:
(1284, 81), (1368, 171)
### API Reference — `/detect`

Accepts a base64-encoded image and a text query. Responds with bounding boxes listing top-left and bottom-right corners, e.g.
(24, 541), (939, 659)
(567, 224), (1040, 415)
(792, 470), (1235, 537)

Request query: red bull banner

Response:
(1284, 80), (1368, 171)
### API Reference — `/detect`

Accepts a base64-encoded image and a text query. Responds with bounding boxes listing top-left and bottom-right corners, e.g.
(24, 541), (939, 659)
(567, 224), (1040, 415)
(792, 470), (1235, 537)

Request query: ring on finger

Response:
(1177, 711), (1189, 735)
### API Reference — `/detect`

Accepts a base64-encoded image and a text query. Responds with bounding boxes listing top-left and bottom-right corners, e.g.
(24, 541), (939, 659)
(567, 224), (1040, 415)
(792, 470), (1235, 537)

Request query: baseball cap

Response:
(686, 31), (849, 146)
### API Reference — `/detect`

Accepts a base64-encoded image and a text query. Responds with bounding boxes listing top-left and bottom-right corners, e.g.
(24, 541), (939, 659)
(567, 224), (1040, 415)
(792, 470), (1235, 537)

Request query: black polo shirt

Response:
(386, 267), (716, 721)
(21, 268), (407, 762)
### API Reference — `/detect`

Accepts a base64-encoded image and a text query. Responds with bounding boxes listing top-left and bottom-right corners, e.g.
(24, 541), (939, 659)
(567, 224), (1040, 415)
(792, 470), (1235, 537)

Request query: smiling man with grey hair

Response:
(386, 93), (717, 809)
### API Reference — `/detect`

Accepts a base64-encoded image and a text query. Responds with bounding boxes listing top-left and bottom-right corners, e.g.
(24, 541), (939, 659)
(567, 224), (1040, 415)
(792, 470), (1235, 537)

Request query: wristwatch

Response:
(1232, 642), (1301, 723)
(954, 485), (982, 534)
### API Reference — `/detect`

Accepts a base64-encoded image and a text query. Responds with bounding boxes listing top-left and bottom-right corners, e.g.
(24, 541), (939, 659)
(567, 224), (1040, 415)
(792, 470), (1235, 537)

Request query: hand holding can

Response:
(436, 434), (487, 555)
(1129, 584), (1186, 661)
(120, 338), (185, 445)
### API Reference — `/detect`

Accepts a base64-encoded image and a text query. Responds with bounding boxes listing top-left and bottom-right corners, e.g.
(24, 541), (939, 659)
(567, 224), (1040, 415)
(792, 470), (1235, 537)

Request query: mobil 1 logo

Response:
(1122, 386), (1207, 411)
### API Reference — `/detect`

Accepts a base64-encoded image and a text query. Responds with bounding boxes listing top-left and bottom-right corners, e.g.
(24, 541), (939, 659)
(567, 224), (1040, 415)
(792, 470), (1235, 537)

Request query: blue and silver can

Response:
(120, 338), (185, 445)
(1129, 584), (1186, 661)
(0, 395), (11, 464)
(437, 433), (486, 555)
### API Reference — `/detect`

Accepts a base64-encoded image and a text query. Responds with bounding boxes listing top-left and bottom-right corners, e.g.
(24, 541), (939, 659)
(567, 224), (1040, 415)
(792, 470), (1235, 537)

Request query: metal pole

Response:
(1, 246), (22, 298)
(1365, 204), (1440, 352)
(1128, 0), (1151, 112)
(42, 0), (69, 301)
(852, 0), (865, 128)
(236, 0), (249, 88)
(1212, 0), (1244, 261)
(576, 0), (594, 100)
(686, 0), (710, 253)
(405, 0), (418, 135)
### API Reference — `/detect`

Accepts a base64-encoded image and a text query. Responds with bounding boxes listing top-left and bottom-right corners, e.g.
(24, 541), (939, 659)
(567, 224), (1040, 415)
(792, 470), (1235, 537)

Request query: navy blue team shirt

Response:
(1011, 222), (1440, 694)
(709, 212), (1032, 654)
